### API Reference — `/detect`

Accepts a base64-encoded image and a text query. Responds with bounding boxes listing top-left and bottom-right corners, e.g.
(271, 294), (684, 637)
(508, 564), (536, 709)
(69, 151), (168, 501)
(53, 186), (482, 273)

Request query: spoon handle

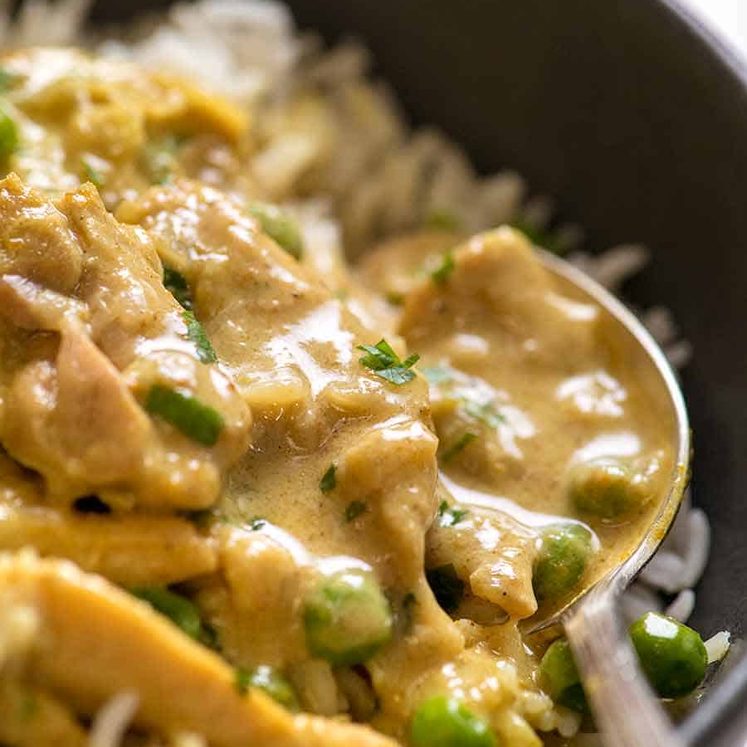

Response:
(565, 591), (685, 747)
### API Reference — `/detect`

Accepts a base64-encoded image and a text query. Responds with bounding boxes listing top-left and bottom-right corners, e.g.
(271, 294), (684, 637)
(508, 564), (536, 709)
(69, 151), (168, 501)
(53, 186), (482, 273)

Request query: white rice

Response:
(704, 631), (732, 664)
(88, 691), (139, 747)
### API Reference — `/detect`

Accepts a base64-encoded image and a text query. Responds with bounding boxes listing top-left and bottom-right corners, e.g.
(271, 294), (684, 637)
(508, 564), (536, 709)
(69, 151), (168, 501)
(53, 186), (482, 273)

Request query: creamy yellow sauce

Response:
(0, 47), (677, 747)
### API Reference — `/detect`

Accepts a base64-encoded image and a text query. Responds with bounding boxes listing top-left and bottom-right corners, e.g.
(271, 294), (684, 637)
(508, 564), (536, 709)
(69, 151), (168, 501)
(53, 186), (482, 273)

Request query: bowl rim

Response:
(650, 6), (747, 745)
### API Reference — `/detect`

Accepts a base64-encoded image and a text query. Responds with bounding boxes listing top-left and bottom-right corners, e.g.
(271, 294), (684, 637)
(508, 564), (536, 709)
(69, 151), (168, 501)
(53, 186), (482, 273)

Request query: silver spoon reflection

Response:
(537, 251), (690, 747)
(444, 249), (690, 747)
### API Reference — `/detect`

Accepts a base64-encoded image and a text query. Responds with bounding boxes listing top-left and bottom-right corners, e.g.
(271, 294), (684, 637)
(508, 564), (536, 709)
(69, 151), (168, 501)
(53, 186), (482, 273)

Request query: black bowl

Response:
(92, 1), (747, 743)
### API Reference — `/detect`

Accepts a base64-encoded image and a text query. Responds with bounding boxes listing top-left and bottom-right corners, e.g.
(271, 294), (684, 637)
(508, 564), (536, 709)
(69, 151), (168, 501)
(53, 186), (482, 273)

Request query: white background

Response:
(680, 0), (747, 58)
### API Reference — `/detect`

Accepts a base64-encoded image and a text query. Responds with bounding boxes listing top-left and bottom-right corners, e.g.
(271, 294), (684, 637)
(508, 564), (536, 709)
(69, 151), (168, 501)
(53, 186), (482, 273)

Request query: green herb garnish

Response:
(425, 208), (463, 232)
(463, 400), (505, 429)
(234, 668), (253, 695)
(81, 158), (103, 188)
(132, 587), (203, 640)
(430, 251), (455, 284)
(437, 500), (470, 527)
(144, 134), (181, 185)
(345, 500), (367, 522)
(234, 665), (300, 710)
(357, 339), (420, 385)
(510, 217), (568, 256)
(385, 290), (405, 306)
(183, 310), (217, 364)
(320, 464), (337, 493)
(440, 432), (477, 463)
(426, 564), (464, 613)
(0, 108), (19, 160)
(249, 517), (267, 531)
(422, 365), (453, 385)
(247, 201), (304, 259)
(145, 385), (224, 446)
(163, 267), (193, 310)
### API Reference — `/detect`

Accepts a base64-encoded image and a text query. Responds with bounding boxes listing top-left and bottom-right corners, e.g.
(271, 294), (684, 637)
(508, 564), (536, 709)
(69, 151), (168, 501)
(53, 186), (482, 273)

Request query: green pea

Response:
(538, 639), (588, 713)
(410, 695), (496, 747)
(0, 108), (19, 160)
(247, 201), (303, 259)
(234, 665), (299, 711)
(568, 458), (648, 520)
(533, 523), (593, 601)
(629, 612), (707, 698)
(303, 568), (393, 666)
(132, 587), (202, 641)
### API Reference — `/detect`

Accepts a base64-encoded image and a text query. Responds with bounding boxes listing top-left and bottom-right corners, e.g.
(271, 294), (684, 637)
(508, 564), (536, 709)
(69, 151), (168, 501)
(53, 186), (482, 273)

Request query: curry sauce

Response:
(0, 47), (678, 747)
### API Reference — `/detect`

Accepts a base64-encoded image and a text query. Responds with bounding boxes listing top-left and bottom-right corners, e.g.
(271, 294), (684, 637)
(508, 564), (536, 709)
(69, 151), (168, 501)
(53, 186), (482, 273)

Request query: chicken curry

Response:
(0, 48), (679, 747)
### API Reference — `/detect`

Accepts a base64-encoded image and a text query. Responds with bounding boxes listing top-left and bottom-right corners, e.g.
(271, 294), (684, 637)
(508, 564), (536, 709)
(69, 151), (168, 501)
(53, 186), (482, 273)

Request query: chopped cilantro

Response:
(0, 108), (19, 160)
(385, 290), (405, 306)
(81, 158), (103, 188)
(463, 400), (505, 429)
(163, 267), (193, 310)
(425, 208), (463, 232)
(247, 201), (304, 259)
(345, 500), (367, 522)
(358, 338), (420, 385)
(132, 587), (203, 641)
(440, 432), (477, 463)
(183, 310), (217, 364)
(422, 365), (453, 385)
(234, 665), (299, 710)
(426, 564), (464, 613)
(437, 501), (470, 527)
(320, 464), (337, 493)
(145, 385), (224, 446)
(510, 217), (567, 256)
(200, 622), (220, 650)
(234, 668), (252, 695)
(249, 517), (267, 531)
(144, 134), (181, 185)
(430, 251), (455, 284)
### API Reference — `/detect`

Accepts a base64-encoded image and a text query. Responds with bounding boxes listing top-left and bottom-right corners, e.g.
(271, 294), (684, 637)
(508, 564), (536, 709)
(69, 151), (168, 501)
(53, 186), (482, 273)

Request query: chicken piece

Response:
(0, 175), (83, 294)
(3, 326), (155, 499)
(0, 504), (217, 587)
(357, 229), (463, 306)
(427, 505), (539, 620)
(0, 552), (396, 747)
(3, 48), (254, 205)
(398, 227), (600, 372)
(0, 175), (251, 508)
(335, 420), (439, 587)
(0, 453), (214, 584)
(199, 526), (309, 669)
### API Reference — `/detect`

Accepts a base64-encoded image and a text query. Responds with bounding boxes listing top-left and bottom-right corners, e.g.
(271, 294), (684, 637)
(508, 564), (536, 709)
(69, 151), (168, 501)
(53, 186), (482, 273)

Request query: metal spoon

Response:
(532, 249), (691, 747)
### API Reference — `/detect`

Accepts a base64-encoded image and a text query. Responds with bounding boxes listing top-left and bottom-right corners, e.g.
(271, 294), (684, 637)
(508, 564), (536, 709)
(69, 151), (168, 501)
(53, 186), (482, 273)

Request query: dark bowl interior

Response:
(89, 1), (747, 743)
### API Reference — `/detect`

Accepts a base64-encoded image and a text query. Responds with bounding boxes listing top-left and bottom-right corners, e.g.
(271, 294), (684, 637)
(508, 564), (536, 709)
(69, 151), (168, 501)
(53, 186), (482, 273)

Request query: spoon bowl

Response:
(534, 249), (692, 747)
(533, 249), (691, 632)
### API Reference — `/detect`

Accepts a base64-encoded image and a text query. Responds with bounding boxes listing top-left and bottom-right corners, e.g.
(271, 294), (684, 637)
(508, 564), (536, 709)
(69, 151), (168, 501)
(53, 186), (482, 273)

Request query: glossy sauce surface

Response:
(0, 47), (678, 747)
